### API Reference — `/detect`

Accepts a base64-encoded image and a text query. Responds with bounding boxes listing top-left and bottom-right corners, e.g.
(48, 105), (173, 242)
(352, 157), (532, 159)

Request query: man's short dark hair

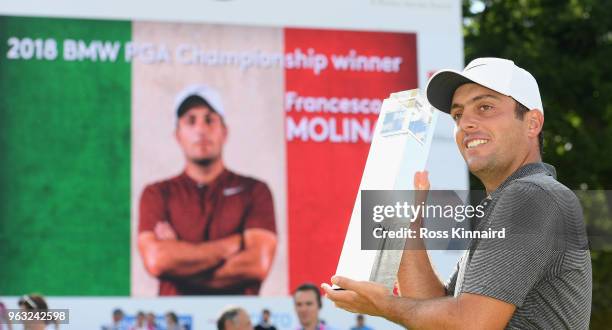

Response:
(177, 94), (217, 119)
(217, 307), (243, 330)
(293, 283), (322, 309)
(166, 311), (178, 323)
(18, 294), (48, 311)
(514, 101), (544, 155)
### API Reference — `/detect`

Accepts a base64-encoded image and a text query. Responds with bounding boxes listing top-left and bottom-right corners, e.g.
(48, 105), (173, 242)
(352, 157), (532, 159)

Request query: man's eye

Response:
(452, 113), (462, 121)
(187, 116), (196, 125)
(206, 115), (218, 125)
(479, 105), (493, 111)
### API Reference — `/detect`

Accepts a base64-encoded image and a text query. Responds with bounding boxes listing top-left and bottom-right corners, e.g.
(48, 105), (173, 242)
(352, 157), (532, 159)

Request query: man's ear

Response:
(527, 109), (544, 138)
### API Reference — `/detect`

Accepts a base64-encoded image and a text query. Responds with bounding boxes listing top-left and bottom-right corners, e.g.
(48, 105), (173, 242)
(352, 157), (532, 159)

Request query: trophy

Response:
(334, 88), (439, 289)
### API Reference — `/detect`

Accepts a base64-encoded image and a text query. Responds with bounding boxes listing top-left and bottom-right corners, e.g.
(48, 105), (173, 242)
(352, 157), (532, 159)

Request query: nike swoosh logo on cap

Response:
(464, 63), (486, 71)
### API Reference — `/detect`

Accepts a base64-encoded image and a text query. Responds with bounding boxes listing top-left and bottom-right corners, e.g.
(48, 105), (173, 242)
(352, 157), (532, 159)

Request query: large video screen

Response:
(0, 15), (422, 297)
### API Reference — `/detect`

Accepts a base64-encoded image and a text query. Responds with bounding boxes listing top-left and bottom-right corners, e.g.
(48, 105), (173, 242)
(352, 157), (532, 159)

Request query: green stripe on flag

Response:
(0, 16), (131, 295)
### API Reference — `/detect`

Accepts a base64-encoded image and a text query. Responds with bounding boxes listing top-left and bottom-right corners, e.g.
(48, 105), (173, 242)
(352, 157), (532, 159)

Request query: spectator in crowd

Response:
(217, 307), (253, 330)
(145, 312), (157, 330)
(293, 283), (335, 330)
(18, 294), (57, 330)
(350, 315), (373, 330)
(164, 312), (184, 330)
(130, 311), (146, 330)
(102, 308), (126, 330)
(254, 309), (276, 330)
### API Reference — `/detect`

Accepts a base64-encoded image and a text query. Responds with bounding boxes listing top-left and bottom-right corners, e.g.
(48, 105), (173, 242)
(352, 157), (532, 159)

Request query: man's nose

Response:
(194, 120), (211, 134)
(458, 111), (478, 132)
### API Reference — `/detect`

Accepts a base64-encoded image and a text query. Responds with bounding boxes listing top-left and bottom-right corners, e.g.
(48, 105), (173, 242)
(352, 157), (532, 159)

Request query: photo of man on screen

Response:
(137, 85), (277, 295)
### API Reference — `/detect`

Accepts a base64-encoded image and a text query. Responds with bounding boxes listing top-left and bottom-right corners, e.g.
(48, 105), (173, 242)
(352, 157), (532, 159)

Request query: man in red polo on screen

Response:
(138, 85), (277, 295)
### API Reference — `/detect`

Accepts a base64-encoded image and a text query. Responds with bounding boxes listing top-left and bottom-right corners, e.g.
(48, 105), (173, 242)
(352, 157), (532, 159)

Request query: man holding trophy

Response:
(323, 58), (591, 329)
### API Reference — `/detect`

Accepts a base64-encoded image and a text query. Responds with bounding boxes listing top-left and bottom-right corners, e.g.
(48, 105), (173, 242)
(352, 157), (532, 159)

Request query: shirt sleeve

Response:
(460, 181), (564, 307)
(138, 183), (167, 233)
(244, 180), (276, 233)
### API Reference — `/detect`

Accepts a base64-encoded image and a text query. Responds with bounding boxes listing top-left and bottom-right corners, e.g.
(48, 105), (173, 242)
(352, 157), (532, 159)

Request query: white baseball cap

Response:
(425, 57), (543, 115)
(174, 84), (225, 120)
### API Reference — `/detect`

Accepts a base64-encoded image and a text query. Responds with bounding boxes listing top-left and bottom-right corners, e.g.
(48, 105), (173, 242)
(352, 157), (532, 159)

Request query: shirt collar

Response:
(299, 321), (325, 330)
(489, 162), (556, 200)
(179, 168), (231, 191)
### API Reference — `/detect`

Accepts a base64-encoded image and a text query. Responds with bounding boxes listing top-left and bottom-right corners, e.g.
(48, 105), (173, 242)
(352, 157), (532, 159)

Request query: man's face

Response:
(136, 314), (145, 325)
(226, 310), (253, 330)
(113, 312), (123, 323)
(450, 83), (530, 176)
(294, 290), (319, 327)
(262, 311), (270, 322)
(175, 106), (226, 165)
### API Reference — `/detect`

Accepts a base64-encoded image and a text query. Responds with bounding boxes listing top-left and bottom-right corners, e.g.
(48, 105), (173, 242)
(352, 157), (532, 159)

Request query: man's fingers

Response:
(321, 283), (333, 293)
(321, 283), (358, 302)
(321, 283), (345, 300)
(414, 170), (427, 180)
(331, 275), (358, 291)
(414, 170), (430, 190)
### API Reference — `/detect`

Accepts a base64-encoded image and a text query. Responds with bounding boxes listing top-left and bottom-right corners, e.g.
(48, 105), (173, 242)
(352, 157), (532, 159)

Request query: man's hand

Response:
(414, 170), (430, 190)
(323, 276), (516, 329)
(154, 221), (178, 240)
(414, 170), (430, 207)
(321, 276), (394, 317)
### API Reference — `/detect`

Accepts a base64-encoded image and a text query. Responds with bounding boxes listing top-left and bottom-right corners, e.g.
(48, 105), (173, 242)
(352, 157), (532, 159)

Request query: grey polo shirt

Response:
(445, 162), (592, 329)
